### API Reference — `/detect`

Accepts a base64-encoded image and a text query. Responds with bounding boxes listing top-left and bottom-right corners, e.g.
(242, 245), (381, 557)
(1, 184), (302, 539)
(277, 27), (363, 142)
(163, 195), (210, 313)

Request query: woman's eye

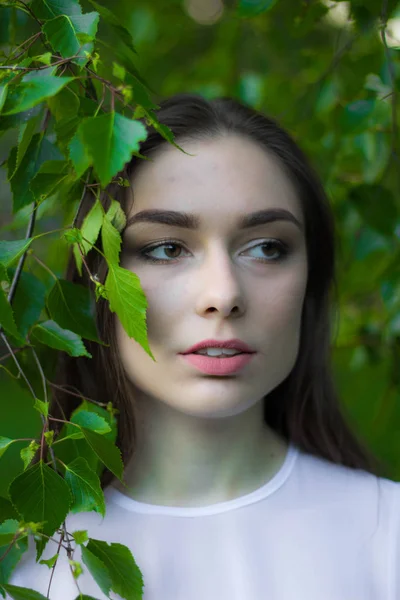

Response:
(138, 240), (289, 264)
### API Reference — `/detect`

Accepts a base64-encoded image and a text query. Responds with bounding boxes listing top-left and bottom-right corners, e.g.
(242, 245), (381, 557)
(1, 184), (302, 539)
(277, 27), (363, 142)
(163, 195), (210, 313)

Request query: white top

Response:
(8, 443), (400, 600)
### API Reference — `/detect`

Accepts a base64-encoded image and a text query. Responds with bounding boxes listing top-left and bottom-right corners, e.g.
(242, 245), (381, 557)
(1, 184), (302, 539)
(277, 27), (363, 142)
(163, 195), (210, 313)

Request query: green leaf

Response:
(105, 198), (126, 233)
(101, 215), (121, 265)
(68, 129), (91, 178)
(85, 538), (144, 600)
(77, 112), (148, 187)
(64, 457), (106, 516)
(30, 159), (72, 201)
(9, 116), (41, 180)
(0, 584), (48, 599)
(0, 85), (8, 112)
(20, 441), (40, 471)
(33, 398), (48, 418)
(48, 87), (80, 121)
(6, 268), (47, 339)
(237, 0), (278, 17)
(105, 264), (154, 360)
(0, 437), (15, 459)
(87, 0), (137, 54)
(340, 100), (376, 134)
(0, 520), (28, 592)
(80, 428), (124, 480)
(70, 411), (111, 434)
(38, 553), (58, 568)
(0, 286), (25, 345)
(1, 74), (75, 116)
(72, 197), (104, 276)
(29, 0), (82, 19)
(0, 239), (33, 268)
(43, 13), (99, 66)
(8, 134), (64, 213)
(30, 320), (92, 358)
(81, 545), (112, 597)
(71, 529), (88, 545)
(8, 461), (72, 561)
(46, 279), (101, 343)
(0, 519), (20, 551)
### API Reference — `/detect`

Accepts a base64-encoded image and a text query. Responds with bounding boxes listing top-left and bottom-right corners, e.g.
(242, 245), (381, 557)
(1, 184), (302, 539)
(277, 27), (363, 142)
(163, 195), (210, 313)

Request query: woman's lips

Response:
(180, 352), (255, 375)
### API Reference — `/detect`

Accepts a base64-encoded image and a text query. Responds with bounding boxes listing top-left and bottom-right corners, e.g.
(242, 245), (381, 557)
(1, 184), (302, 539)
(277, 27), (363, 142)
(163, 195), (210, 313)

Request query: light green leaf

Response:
(20, 441), (40, 471)
(8, 461), (72, 561)
(0, 520), (28, 588)
(85, 538), (144, 600)
(30, 320), (92, 358)
(0, 519), (20, 549)
(77, 112), (148, 187)
(70, 411), (111, 434)
(1, 75), (74, 116)
(64, 457), (106, 516)
(33, 398), (48, 418)
(72, 197), (104, 276)
(39, 553), (58, 568)
(71, 529), (88, 545)
(105, 264), (154, 360)
(101, 216), (121, 265)
(46, 279), (101, 342)
(105, 199), (126, 233)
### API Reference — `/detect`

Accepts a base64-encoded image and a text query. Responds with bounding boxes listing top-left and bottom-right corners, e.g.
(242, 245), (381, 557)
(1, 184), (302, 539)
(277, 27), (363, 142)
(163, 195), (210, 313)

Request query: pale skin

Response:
(111, 133), (308, 507)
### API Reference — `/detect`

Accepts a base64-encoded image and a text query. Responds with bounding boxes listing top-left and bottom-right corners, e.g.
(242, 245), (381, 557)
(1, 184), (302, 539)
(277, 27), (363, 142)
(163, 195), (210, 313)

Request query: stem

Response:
(73, 168), (93, 228)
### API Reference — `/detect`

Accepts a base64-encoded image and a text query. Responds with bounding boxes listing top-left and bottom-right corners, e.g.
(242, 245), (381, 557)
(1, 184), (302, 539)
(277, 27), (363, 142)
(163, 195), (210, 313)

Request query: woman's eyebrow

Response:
(125, 209), (304, 232)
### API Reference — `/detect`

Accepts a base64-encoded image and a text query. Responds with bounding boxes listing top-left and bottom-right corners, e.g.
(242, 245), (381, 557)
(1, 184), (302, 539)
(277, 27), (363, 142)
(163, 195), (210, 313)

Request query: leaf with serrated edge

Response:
(0, 286), (25, 344)
(64, 457), (106, 516)
(0, 437), (17, 459)
(0, 239), (34, 268)
(30, 320), (92, 358)
(105, 264), (154, 360)
(86, 538), (144, 600)
(101, 216), (121, 265)
(71, 411), (111, 434)
(2, 75), (75, 116)
(8, 462), (72, 561)
(80, 428), (124, 480)
(77, 112), (147, 187)
(81, 545), (112, 597)
(0, 584), (49, 599)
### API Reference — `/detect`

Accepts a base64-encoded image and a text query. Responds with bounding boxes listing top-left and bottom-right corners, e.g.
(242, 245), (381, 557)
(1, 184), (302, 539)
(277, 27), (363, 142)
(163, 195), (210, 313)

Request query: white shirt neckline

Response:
(105, 442), (300, 517)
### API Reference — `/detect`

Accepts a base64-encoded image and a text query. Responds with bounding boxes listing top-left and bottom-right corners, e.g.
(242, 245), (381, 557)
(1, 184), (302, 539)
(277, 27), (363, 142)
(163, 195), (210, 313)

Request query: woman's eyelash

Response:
(136, 239), (290, 264)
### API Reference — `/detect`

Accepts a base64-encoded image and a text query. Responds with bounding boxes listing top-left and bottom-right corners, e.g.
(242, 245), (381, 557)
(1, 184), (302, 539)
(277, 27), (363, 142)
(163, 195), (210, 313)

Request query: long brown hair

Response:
(49, 93), (388, 488)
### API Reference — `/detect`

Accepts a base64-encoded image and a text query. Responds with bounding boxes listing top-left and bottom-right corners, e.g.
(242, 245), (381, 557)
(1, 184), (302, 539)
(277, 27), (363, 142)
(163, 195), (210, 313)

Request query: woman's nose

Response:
(194, 247), (246, 318)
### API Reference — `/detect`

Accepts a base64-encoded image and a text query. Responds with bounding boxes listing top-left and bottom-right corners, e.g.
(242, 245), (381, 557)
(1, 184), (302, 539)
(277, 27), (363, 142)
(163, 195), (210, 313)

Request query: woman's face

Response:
(117, 134), (308, 418)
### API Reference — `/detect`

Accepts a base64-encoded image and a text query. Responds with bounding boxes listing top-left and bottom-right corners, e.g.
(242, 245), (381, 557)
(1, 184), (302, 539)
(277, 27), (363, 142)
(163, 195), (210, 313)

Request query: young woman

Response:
(9, 94), (400, 599)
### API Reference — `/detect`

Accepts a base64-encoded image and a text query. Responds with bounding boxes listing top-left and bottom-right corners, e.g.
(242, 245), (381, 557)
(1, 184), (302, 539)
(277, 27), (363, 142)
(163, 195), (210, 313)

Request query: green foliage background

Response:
(0, 0), (399, 597)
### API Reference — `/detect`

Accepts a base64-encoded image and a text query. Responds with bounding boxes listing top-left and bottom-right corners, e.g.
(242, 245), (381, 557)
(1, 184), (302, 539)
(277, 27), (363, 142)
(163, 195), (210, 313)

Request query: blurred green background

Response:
(0, 0), (400, 496)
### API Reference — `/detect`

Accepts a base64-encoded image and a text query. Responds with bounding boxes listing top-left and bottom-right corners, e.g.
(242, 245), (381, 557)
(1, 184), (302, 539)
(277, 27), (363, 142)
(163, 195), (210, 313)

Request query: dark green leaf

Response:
(46, 279), (101, 343)
(349, 185), (398, 237)
(0, 584), (48, 599)
(30, 0), (82, 19)
(6, 268), (47, 339)
(43, 13), (99, 66)
(85, 538), (144, 600)
(64, 457), (106, 516)
(81, 545), (112, 597)
(80, 428), (124, 480)
(30, 320), (92, 358)
(29, 160), (72, 201)
(0, 287), (25, 345)
(9, 116), (40, 180)
(87, 0), (137, 54)
(8, 461), (72, 561)
(237, 0), (278, 18)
